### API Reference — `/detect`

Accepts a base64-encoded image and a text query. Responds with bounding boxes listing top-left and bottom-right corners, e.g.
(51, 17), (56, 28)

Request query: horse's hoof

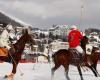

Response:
(4, 75), (8, 78)
(20, 73), (24, 76)
(97, 74), (100, 77)
(4, 73), (15, 79)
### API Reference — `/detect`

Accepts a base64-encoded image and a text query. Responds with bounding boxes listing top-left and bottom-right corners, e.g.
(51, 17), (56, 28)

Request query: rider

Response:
(0, 24), (15, 50)
(68, 25), (84, 63)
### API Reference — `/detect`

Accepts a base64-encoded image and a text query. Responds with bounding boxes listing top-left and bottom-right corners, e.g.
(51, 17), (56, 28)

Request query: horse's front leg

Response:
(91, 61), (100, 76)
(12, 60), (18, 74)
(4, 60), (18, 79)
(88, 65), (99, 77)
(77, 66), (84, 80)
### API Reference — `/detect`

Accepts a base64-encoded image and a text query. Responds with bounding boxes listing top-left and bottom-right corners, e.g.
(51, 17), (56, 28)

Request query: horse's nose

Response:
(87, 48), (91, 52)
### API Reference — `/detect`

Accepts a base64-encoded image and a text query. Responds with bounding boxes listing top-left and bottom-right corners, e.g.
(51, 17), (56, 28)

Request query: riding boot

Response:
(79, 53), (86, 66)
(79, 53), (83, 64)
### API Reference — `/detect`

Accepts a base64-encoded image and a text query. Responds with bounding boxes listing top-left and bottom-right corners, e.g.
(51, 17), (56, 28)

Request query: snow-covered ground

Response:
(0, 62), (100, 80)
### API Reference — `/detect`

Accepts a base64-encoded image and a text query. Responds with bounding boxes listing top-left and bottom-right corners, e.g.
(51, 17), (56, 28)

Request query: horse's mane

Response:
(81, 36), (88, 45)
(12, 31), (31, 52)
(15, 29), (29, 44)
(81, 36), (89, 52)
(15, 30), (30, 45)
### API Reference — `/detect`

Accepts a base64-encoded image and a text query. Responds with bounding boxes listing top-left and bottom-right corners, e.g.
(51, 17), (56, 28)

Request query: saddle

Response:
(69, 48), (80, 57)
(68, 48), (88, 66)
(0, 47), (8, 57)
(68, 48), (84, 64)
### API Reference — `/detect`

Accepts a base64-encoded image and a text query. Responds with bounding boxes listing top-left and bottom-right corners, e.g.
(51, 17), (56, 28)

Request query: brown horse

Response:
(81, 36), (100, 76)
(51, 36), (98, 80)
(0, 29), (35, 78)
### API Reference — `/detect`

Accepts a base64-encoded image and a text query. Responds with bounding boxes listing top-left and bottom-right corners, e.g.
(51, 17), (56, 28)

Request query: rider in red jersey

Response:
(68, 25), (83, 48)
(68, 25), (85, 63)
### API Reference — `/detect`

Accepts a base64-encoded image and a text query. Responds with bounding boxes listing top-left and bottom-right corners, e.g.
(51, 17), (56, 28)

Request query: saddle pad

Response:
(0, 48), (8, 57)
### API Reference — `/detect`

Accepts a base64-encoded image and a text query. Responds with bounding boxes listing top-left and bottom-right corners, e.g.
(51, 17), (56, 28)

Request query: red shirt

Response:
(68, 30), (83, 48)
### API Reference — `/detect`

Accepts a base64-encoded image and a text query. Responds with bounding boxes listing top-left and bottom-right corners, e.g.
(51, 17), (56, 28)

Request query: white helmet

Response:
(70, 25), (77, 30)
(6, 24), (13, 30)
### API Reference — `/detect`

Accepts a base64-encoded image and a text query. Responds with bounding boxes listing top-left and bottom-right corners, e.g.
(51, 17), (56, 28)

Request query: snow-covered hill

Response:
(0, 10), (31, 27)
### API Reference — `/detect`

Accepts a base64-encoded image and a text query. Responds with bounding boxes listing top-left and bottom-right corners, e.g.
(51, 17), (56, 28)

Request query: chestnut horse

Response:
(51, 36), (98, 80)
(0, 29), (35, 78)
(81, 36), (100, 76)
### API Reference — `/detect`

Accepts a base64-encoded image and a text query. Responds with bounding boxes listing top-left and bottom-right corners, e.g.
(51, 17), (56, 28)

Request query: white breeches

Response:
(75, 46), (84, 54)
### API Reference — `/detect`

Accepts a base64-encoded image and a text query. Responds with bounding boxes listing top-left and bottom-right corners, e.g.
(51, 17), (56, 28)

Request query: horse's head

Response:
(22, 29), (35, 45)
(81, 36), (89, 46)
(80, 36), (89, 52)
(25, 34), (35, 45)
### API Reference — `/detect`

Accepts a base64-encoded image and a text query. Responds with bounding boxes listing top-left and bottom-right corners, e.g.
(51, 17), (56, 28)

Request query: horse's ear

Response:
(83, 36), (88, 40)
(25, 29), (28, 34)
(84, 36), (87, 38)
(22, 29), (28, 34)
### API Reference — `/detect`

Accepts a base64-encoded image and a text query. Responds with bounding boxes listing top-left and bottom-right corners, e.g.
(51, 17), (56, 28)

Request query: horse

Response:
(81, 36), (100, 76)
(88, 46), (100, 76)
(0, 29), (35, 79)
(51, 36), (98, 80)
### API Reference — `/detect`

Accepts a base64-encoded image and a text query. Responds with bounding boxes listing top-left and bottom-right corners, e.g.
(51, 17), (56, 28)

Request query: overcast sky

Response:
(0, 0), (100, 30)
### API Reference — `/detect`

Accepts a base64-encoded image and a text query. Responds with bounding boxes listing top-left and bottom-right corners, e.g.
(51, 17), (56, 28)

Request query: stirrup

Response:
(79, 62), (85, 67)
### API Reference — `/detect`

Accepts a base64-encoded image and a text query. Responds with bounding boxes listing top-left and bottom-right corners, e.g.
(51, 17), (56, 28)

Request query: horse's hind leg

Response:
(64, 65), (70, 80)
(51, 64), (60, 80)
(77, 66), (84, 80)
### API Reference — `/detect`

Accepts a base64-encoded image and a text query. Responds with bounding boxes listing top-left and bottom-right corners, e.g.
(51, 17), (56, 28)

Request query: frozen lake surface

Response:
(0, 62), (100, 80)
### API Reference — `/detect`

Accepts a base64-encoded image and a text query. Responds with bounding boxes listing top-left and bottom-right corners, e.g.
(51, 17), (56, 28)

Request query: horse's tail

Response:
(52, 51), (57, 59)
(52, 54), (54, 62)
(41, 54), (48, 59)
(52, 52), (58, 64)
(52, 53), (55, 58)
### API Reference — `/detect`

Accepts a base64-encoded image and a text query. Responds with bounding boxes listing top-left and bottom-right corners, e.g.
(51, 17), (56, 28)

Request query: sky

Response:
(0, 0), (100, 30)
